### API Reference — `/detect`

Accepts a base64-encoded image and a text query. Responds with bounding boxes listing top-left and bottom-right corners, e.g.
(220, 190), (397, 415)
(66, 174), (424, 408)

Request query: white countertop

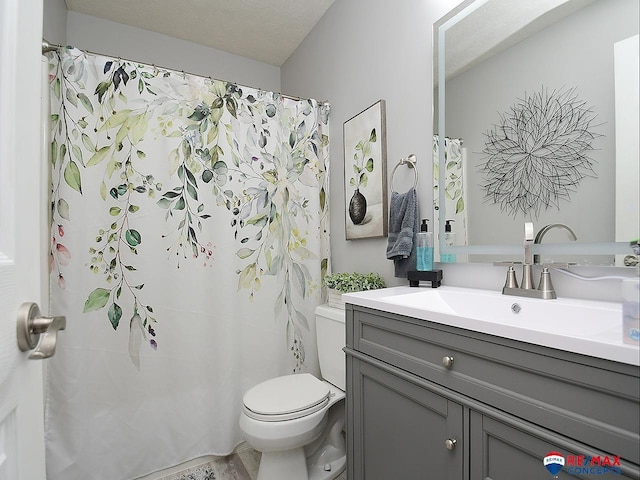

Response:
(343, 286), (640, 366)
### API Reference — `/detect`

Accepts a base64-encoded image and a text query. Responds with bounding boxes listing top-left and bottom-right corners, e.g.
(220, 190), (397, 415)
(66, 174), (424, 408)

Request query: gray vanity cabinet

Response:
(348, 356), (464, 479)
(344, 304), (640, 480)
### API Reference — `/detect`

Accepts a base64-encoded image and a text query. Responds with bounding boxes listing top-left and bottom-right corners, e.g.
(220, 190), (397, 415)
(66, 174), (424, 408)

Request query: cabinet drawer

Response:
(348, 305), (640, 465)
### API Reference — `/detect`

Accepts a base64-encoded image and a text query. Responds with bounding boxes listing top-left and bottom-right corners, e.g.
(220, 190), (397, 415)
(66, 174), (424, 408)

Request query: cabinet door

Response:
(348, 357), (464, 480)
(470, 412), (639, 480)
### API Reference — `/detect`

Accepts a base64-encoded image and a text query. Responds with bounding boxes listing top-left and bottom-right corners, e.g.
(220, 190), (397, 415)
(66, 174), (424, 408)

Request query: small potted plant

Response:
(324, 272), (386, 308)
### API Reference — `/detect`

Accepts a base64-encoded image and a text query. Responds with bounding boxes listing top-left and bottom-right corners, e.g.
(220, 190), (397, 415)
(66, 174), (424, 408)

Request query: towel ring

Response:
(390, 154), (418, 194)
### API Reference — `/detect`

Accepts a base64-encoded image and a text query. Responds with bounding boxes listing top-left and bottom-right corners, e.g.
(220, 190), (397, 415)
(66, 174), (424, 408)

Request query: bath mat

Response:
(159, 462), (216, 480)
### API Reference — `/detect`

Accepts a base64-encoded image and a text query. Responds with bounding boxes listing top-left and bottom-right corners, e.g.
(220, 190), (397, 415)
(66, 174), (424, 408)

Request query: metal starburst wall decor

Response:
(480, 86), (601, 218)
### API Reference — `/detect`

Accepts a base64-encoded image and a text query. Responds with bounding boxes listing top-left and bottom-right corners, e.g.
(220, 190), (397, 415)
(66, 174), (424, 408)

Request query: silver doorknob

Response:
(445, 438), (457, 450)
(16, 302), (66, 359)
(442, 355), (454, 368)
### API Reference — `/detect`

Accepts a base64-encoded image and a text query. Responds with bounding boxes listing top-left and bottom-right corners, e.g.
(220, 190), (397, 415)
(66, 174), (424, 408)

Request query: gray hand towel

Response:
(386, 188), (418, 277)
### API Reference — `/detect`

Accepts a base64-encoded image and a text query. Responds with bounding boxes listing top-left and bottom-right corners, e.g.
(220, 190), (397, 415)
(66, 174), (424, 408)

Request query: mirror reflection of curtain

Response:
(433, 135), (468, 262)
(46, 47), (330, 479)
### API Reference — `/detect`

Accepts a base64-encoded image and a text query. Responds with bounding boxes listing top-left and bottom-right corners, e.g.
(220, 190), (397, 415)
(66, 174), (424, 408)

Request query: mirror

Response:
(434, 0), (639, 267)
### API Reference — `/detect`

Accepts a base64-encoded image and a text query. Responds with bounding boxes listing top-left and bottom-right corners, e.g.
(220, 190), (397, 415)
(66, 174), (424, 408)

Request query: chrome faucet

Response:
(533, 223), (577, 264)
(495, 222), (569, 300)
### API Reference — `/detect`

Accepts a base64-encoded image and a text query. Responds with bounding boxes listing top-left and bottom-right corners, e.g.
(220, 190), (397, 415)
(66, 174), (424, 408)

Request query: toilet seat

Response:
(243, 373), (330, 422)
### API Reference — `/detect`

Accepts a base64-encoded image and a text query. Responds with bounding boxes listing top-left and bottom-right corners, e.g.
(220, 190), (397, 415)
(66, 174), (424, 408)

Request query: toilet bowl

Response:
(239, 304), (346, 480)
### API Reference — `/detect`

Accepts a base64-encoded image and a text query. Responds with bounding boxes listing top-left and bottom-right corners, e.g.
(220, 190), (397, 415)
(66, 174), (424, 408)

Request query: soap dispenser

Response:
(622, 239), (640, 345)
(441, 220), (456, 263)
(416, 219), (434, 271)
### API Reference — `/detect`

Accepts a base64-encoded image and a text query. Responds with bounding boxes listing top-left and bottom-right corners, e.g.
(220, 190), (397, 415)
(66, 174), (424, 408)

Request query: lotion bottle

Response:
(622, 240), (640, 345)
(416, 219), (434, 271)
(441, 220), (457, 263)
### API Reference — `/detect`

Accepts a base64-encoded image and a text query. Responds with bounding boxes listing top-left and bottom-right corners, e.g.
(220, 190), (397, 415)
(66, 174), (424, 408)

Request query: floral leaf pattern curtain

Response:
(433, 135), (467, 259)
(46, 47), (330, 479)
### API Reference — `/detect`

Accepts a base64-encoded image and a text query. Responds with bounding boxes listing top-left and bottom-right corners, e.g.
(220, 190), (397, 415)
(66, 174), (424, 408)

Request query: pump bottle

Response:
(441, 220), (456, 263)
(622, 240), (640, 345)
(416, 219), (434, 271)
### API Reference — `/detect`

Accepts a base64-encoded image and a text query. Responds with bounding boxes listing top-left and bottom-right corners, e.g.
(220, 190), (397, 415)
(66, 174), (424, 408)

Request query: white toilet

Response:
(239, 304), (346, 480)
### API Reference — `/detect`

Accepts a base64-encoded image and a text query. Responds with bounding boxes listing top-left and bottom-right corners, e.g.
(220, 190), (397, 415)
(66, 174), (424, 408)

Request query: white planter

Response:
(327, 288), (345, 309)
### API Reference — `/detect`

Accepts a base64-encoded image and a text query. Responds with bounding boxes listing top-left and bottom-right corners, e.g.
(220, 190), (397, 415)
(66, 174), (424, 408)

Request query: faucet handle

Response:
(537, 267), (558, 299)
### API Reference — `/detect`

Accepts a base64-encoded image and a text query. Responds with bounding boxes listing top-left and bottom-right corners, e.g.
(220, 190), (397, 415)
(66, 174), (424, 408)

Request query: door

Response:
(0, 0), (48, 478)
(348, 358), (464, 480)
(470, 412), (638, 480)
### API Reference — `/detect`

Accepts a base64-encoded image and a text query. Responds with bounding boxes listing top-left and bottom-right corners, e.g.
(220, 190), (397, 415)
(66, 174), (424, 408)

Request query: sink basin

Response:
(343, 286), (638, 365)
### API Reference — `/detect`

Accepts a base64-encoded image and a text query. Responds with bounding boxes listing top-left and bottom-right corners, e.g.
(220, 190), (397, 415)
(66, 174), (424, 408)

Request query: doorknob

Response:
(16, 302), (66, 359)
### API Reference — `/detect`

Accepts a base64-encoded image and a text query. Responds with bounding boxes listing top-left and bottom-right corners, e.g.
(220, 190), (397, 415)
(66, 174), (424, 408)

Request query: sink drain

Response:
(511, 303), (522, 314)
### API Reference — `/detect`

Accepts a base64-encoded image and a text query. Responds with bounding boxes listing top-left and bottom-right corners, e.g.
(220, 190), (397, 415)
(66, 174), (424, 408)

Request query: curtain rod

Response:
(41, 39), (329, 106)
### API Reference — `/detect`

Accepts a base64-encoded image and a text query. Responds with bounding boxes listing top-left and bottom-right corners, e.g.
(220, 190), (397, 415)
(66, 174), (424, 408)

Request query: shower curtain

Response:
(433, 136), (468, 260)
(45, 47), (330, 480)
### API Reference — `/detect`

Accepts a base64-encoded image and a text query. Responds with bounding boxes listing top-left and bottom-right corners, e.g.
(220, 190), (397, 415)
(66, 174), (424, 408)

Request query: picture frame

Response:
(343, 99), (388, 240)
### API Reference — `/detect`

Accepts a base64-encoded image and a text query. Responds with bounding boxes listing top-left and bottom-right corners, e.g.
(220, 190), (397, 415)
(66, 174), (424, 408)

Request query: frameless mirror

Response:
(434, 0), (639, 267)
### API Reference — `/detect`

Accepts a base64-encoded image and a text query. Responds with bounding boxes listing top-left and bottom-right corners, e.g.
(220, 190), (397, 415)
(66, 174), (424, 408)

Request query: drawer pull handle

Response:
(442, 355), (454, 368)
(445, 438), (457, 450)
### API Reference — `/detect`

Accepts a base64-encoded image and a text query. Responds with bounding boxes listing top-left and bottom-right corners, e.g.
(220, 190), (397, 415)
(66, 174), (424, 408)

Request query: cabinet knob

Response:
(442, 355), (454, 368)
(445, 438), (457, 450)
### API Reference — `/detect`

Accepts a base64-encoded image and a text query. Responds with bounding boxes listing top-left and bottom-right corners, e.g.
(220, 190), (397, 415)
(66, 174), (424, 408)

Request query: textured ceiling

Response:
(64, 0), (335, 67)
(444, 0), (596, 80)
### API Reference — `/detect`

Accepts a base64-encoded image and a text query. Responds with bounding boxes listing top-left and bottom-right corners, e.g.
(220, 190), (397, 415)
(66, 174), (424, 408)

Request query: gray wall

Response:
(43, 0), (636, 302)
(43, 0), (67, 45)
(282, 0), (460, 284)
(64, 11), (281, 93)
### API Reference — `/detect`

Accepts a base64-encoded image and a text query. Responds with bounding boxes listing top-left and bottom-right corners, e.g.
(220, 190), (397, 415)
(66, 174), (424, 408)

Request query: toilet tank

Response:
(315, 304), (346, 391)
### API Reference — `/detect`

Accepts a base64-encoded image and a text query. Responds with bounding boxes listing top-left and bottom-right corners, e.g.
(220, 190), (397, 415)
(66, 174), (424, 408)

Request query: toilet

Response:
(239, 304), (346, 480)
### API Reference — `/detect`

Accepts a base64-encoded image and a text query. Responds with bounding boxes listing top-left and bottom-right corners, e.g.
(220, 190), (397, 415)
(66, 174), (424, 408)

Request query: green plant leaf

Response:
(65, 88), (78, 107)
(360, 173), (368, 188)
(98, 109), (133, 132)
(64, 160), (82, 193)
(109, 206), (121, 216)
(86, 145), (111, 167)
(81, 133), (94, 152)
(51, 139), (57, 165)
(108, 302), (123, 330)
(125, 229), (142, 247)
(57, 198), (70, 220)
(83, 288), (110, 312)
(365, 158), (374, 172)
(95, 81), (111, 103)
(130, 114), (148, 144)
(71, 145), (83, 165)
(226, 97), (237, 118)
(369, 128), (377, 142)
(186, 183), (198, 201)
(237, 248), (254, 259)
(456, 197), (465, 214)
(53, 78), (61, 99)
(292, 262), (306, 298)
(174, 197), (186, 210)
(77, 93), (93, 113)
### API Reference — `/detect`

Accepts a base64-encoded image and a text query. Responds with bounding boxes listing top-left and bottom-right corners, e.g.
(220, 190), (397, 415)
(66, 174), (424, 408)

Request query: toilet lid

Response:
(243, 373), (330, 421)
